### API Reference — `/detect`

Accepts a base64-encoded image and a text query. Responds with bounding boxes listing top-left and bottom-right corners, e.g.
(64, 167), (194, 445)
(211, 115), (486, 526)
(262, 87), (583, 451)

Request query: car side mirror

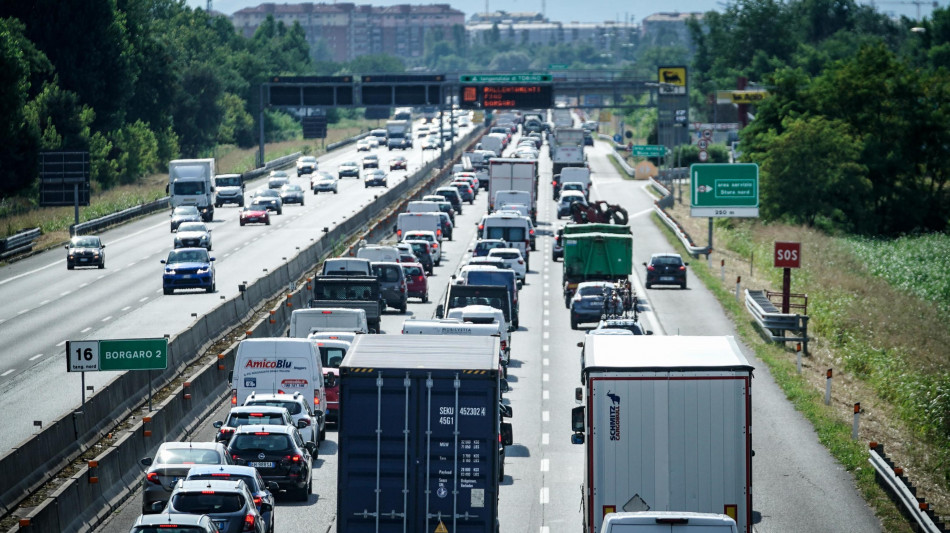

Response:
(684, 262), (690, 266)
(267, 481), (280, 492)
(140, 457), (153, 467)
(571, 406), (585, 433)
(435, 304), (444, 318)
(101, 244), (106, 248)
(260, 502), (273, 513)
(500, 404), (513, 418)
(571, 433), (585, 445)
(305, 441), (317, 455)
(210, 257), (216, 261)
(646, 330), (654, 335)
(642, 262), (647, 266)
(64, 245), (69, 250)
(151, 501), (166, 513)
(160, 260), (166, 264)
(500, 422), (513, 446)
(213, 421), (223, 429)
(297, 419), (311, 429)
(500, 378), (511, 393)
(577, 342), (583, 348)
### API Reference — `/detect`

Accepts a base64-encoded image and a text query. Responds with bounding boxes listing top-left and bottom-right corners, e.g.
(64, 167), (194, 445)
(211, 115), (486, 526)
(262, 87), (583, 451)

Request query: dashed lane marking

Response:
(81, 327), (92, 333)
(542, 411), (550, 422)
(1, 369), (14, 377)
(540, 459), (549, 472)
(542, 390), (549, 400)
(29, 354), (44, 361)
(542, 433), (549, 445)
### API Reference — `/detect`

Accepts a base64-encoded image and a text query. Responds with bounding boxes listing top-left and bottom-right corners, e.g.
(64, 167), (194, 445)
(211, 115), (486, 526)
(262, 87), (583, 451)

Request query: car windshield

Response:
(245, 400), (302, 416)
(154, 447), (222, 465)
(271, 171), (288, 178)
(342, 161), (356, 167)
(177, 223), (206, 233)
(229, 433), (292, 452)
(71, 237), (100, 247)
(171, 492), (244, 514)
(226, 412), (286, 427)
(173, 207), (199, 216)
(653, 256), (683, 266)
(364, 155), (377, 160)
(167, 250), (209, 263)
(172, 182), (205, 195)
(319, 347), (347, 368)
(300, 157), (316, 163)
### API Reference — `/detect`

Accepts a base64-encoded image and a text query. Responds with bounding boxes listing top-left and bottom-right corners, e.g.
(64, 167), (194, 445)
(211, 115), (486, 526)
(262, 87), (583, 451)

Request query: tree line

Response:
(688, 0), (950, 235)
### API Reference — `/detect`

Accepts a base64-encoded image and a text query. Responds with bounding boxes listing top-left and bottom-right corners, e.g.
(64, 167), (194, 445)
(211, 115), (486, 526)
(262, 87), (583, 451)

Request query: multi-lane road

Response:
(87, 131), (883, 532)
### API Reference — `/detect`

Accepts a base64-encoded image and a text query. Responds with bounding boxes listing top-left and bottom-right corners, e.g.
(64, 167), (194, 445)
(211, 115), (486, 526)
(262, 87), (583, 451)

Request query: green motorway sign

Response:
(690, 163), (760, 217)
(460, 74), (553, 83)
(66, 338), (168, 372)
(630, 145), (668, 157)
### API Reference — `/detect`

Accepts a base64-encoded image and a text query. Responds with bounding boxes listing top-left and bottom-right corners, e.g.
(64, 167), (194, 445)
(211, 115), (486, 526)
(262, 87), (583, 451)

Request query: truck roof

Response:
(583, 335), (753, 373)
(342, 335), (499, 370)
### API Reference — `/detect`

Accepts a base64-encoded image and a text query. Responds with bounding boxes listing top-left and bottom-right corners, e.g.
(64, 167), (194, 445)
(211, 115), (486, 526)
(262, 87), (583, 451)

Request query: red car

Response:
(403, 262), (428, 302)
(389, 156), (408, 171)
(239, 199), (271, 226)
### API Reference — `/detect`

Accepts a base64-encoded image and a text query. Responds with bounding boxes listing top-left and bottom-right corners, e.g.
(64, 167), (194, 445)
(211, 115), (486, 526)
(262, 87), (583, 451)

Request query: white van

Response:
(397, 212), (442, 242)
(480, 212), (532, 257)
(401, 318), (508, 373)
(445, 304), (510, 362)
(231, 338), (327, 416)
(493, 190), (531, 212)
(601, 512), (738, 532)
(289, 308), (368, 337)
(356, 245), (400, 263)
(321, 257), (372, 276)
(406, 200), (442, 214)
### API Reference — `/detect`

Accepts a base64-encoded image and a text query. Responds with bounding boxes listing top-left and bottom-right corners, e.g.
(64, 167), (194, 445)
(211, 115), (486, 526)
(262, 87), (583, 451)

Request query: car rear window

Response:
(486, 227), (526, 242)
(313, 282), (377, 300)
(155, 448), (222, 465)
(406, 233), (433, 242)
(319, 347), (347, 368)
(653, 256), (683, 266)
(491, 251), (521, 260)
(132, 527), (207, 533)
(404, 265), (423, 277)
(578, 286), (608, 297)
(373, 265), (401, 282)
(171, 491), (244, 513)
(227, 413), (286, 427)
(229, 433), (293, 452)
(188, 473), (258, 491)
(245, 400), (302, 416)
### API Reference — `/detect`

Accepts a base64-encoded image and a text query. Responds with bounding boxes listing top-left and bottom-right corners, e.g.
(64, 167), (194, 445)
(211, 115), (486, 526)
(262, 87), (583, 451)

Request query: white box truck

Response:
(168, 159), (215, 221)
(571, 335), (753, 533)
(396, 212), (443, 241)
(488, 158), (538, 221)
(385, 119), (412, 150)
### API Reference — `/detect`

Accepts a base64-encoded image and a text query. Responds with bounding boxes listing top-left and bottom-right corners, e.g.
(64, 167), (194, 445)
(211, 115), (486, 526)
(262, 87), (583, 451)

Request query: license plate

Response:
(660, 276), (674, 281)
(213, 519), (228, 529)
(183, 274), (193, 279)
(79, 258), (88, 262)
(249, 461), (274, 468)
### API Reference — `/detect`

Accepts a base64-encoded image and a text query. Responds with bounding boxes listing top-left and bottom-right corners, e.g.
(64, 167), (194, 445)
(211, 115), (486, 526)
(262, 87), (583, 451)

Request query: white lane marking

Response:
(17, 309), (28, 315)
(543, 373), (549, 382)
(540, 487), (550, 504)
(156, 289), (163, 294)
(543, 319), (549, 326)
(542, 411), (550, 422)
(540, 459), (550, 472)
(139, 297), (149, 302)
(542, 433), (549, 445)
(61, 291), (72, 296)
(543, 274), (549, 280)
(543, 331), (549, 339)
(81, 327), (92, 333)
(121, 306), (131, 312)
(542, 390), (550, 400)
(80, 283), (88, 288)
(543, 309), (550, 316)
(102, 316), (112, 322)
(56, 340), (67, 347)
(544, 282), (549, 288)
(126, 262), (136, 268)
(543, 291), (549, 297)
(1, 369), (14, 377)
(97, 274), (106, 280)
(29, 353), (44, 361)
(40, 300), (50, 306)
(542, 345), (549, 352)
(543, 357), (549, 365)
(543, 299), (549, 307)
(541, 528), (550, 533)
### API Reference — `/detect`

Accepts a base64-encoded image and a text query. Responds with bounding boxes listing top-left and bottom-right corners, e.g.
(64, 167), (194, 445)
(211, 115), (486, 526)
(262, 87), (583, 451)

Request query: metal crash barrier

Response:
(744, 288), (810, 355)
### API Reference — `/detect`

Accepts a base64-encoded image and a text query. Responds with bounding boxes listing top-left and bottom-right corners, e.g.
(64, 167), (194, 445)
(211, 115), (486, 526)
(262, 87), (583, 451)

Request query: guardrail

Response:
(610, 148), (634, 176)
(869, 442), (946, 532)
(744, 288), (810, 355)
(0, 228), (42, 259)
(2, 126), (484, 532)
(71, 198), (170, 236)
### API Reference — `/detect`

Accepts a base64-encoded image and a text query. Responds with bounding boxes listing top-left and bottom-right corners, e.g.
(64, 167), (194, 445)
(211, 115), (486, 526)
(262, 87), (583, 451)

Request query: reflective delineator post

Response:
(796, 343), (802, 374)
(735, 276), (741, 302)
(852, 402), (861, 440)
(825, 369), (833, 405)
(721, 259), (725, 282)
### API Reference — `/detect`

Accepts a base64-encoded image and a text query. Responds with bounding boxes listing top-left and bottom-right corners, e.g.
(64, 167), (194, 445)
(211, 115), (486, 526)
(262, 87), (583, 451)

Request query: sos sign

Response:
(774, 242), (801, 268)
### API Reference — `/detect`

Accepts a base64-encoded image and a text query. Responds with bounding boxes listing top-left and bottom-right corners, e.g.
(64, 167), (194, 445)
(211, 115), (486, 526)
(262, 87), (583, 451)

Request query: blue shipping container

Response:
(338, 335), (503, 533)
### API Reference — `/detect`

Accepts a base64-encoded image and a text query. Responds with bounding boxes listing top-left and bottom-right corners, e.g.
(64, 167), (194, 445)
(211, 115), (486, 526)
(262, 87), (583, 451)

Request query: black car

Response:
(170, 206), (202, 232)
(644, 253), (689, 289)
(227, 425), (316, 501)
(371, 261), (408, 313)
(405, 240), (434, 275)
(65, 235), (105, 270)
(434, 187), (463, 215)
(569, 282), (614, 330)
(363, 169), (388, 188)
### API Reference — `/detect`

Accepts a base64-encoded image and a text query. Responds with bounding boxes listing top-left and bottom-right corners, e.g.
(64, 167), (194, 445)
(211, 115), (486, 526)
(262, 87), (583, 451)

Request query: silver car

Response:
(311, 172), (338, 194)
(279, 183), (306, 206)
(174, 222), (212, 251)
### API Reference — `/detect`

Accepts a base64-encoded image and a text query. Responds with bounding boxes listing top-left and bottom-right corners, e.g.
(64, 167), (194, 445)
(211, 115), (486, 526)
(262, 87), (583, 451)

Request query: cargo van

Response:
(396, 212), (442, 242)
(456, 265), (520, 318)
(479, 213), (532, 257)
(321, 257), (372, 276)
(445, 304), (510, 361)
(310, 339), (350, 424)
(601, 512), (738, 532)
(401, 318), (507, 373)
(356, 245), (400, 263)
(289, 308), (368, 337)
(231, 339), (327, 418)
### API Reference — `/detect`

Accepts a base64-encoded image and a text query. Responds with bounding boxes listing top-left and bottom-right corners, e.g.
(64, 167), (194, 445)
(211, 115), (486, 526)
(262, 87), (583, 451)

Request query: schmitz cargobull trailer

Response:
(571, 335), (753, 533)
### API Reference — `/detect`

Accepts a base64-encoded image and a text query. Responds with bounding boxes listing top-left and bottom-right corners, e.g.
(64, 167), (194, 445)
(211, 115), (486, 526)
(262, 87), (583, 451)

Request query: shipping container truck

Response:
(337, 335), (513, 533)
(488, 158), (538, 221)
(570, 335), (753, 533)
(562, 231), (633, 305)
(168, 159), (215, 221)
(551, 128), (586, 175)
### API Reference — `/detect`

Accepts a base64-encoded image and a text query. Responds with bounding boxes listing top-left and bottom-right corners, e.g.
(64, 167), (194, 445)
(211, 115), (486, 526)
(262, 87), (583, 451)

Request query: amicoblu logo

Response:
(607, 391), (621, 441)
(245, 359), (293, 369)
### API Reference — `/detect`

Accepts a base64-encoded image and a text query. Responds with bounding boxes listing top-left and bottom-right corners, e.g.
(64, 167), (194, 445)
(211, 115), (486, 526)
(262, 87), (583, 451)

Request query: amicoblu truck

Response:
(571, 335), (754, 533)
(337, 335), (512, 533)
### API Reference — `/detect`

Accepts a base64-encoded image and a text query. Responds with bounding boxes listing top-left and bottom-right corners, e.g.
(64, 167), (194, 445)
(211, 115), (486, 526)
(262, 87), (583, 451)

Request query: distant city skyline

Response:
(188, 0), (931, 25)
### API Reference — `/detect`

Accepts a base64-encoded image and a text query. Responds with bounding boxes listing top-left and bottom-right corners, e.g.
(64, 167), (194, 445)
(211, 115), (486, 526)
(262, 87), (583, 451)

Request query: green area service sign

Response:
(66, 338), (168, 372)
(690, 163), (760, 218)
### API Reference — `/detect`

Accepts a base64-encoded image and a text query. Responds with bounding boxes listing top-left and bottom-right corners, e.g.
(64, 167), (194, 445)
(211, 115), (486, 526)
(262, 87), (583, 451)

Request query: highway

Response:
(94, 132), (883, 532)
(0, 122), (462, 453)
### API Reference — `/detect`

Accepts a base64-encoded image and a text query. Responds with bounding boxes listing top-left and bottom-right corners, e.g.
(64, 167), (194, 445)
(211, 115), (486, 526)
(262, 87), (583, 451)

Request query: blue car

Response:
(162, 247), (215, 294)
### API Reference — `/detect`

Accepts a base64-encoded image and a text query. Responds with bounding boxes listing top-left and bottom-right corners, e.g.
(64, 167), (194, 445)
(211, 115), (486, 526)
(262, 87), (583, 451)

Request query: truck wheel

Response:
(400, 302), (408, 314)
(164, 288), (173, 295)
(570, 315), (578, 330)
(319, 426), (326, 442)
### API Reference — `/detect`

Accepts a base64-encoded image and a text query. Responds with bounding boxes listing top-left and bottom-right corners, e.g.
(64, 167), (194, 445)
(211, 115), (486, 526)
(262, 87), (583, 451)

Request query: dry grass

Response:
(0, 123), (372, 256)
(664, 195), (950, 522)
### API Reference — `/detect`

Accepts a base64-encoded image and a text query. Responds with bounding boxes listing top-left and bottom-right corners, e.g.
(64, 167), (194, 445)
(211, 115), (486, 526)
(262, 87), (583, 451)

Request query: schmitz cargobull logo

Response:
(245, 359), (293, 369)
(607, 391), (621, 441)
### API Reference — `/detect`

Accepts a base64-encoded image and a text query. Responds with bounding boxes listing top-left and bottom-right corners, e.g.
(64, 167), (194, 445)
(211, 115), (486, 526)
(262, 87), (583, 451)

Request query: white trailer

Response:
(488, 158), (538, 221)
(571, 335), (753, 533)
(168, 159), (216, 221)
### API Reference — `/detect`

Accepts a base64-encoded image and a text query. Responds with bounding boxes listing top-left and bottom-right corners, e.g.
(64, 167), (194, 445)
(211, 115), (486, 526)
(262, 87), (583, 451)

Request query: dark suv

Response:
(643, 253), (689, 289)
(434, 187), (463, 215)
(162, 479), (267, 533)
(371, 261), (409, 313)
(227, 425), (316, 501)
(406, 240), (434, 275)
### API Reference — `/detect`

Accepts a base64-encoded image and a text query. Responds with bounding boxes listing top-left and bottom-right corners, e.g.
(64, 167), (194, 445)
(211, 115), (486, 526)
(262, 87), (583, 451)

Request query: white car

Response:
(367, 136), (380, 148)
(173, 221), (213, 251)
(403, 230), (441, 265)
(296, 155), (318, 176)
(242, 391), (322, 445)
(356, 139), (372, 151)
(311, 171), (338, 194)
(487, 248), (527, 281)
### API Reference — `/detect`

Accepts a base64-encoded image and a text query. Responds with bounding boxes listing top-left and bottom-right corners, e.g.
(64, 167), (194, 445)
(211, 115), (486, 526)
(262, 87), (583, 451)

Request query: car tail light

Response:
(202, 490), (216, 494)
(431, 243), (438, 249)
(478, 224), (484, 230)
(517, 260), (524, 265)
(314, 391), (321, 406)
(529, 229), (535, 235)
(436, 229), (442, 237)
(322, 310), (333, 314)
(243, 513), (256, 531)
(146, 472), (161, 484)
(254, 432), (271, 436)
(500, 340), (507, 350)
(647, 265), (655, 271)
(397, 229), (402, 238)
(679, 265), (687, 271)
(253, 496), (262, 507)
(286, 454), (302, 463)
(231, 390), (237, 405)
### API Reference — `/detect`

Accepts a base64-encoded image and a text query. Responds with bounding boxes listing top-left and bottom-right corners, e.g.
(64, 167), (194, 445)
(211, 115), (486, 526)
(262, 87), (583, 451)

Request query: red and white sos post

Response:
(774, 242), (801, 313)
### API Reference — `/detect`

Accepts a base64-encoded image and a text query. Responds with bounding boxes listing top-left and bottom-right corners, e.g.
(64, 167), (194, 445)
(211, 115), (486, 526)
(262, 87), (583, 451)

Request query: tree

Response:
(344, 54), (405, 74)
(0, 18), (40, 195)
(488, 51), (532, 71)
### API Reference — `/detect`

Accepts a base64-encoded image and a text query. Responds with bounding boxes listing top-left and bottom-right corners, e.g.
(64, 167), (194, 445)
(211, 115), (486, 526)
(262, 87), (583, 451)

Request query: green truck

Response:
(561, 229), (633, 308)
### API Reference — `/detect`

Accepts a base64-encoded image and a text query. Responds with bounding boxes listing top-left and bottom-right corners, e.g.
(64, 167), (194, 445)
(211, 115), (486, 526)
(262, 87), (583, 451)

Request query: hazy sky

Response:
(190, 0), (929, 25)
